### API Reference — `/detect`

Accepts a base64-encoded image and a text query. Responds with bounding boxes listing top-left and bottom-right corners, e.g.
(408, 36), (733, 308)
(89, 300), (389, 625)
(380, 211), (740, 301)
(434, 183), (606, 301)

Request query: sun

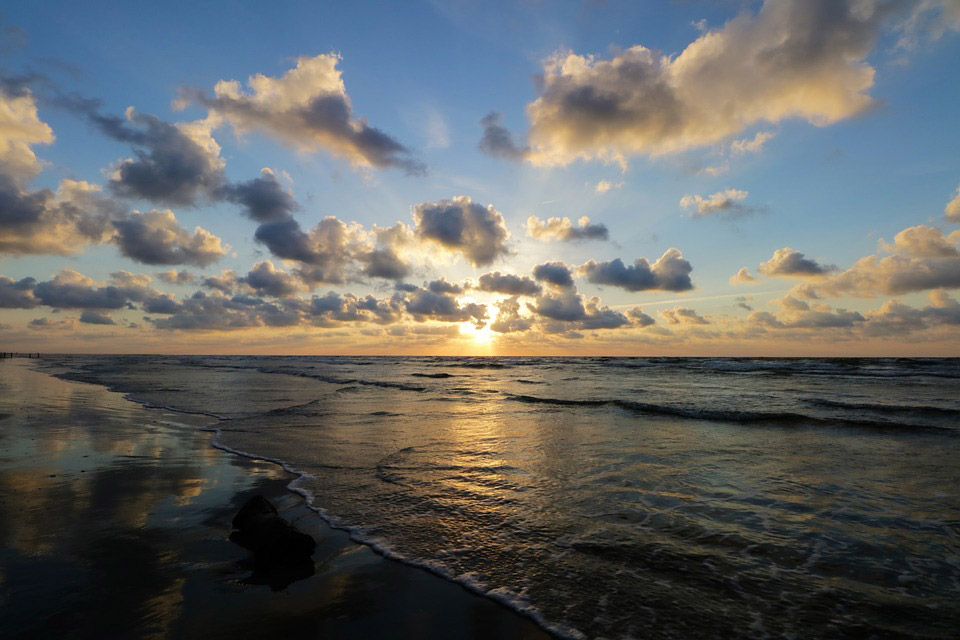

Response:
(461, 321), (494, 344)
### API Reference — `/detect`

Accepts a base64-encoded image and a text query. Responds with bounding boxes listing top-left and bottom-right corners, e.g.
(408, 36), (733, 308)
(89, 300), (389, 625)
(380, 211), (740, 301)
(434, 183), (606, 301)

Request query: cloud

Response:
(532, 261), (575, 288)
(730, 131), (775, 156)
(31, 269), (152, 309)
(401, 287), (487, 327)
(79, 310), (116, 325)
(880, 225), (960, 257)
(524, 0), (898, 167)
(157, 269), (195, 285)
(758, 247), (836, 277)
(595, 180), (623, 194)
(412, 196), (510, 267)
(945, 185), (960, 223)
(729, 267), (757, 285)
(530, 289), (585, 322)
(218, 168), (299, 223)
(680, 188), (759, 218)
(478, 111), (528, 160)
(527, 215), (609, 242)
(734, 296), (754, 311)
(28, 317), (77, 331)
(490, 296), (534, 333)
(65, 97), (225, 206)
(627, 306), (656, 327)
(476, 272), (542, 296)
(202, 270), (237, 294)
(0, 275), (38, 308)
(113, 209), (227, 266)
(0, 84), (54, 181)
(660, 306), (709, 325)
(240, 261), (302, 298)
(580, 248), (693, 292)
(187, 54), (424, 174)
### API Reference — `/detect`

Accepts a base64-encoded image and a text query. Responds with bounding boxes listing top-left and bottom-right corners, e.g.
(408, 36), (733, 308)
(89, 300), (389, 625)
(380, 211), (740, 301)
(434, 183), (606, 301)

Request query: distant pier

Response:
(0, 353), (42, 358)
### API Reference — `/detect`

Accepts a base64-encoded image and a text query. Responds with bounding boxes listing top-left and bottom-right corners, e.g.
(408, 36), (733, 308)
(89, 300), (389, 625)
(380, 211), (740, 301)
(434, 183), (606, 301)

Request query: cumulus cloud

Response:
(412, 196), (510, 267)
(529, 289), (585, 322)
(202, 270), (237, 294)
(0, 83), (53, 181)
(660, 307), (710, 325)
(526, 215), (609, 242)
(680, 188), (759, 219)
(0, 275), (37, 308)
(65, 97), (226, 206)
(758, 247), (836, 277)
(730, 267), (757, 285)
(524, 0), (907, 166)
(31, 269), (152, 309)
(532, 261), (575, 288)
(490, 296), (534, 333)
(944, 185), (960, 223)
(478, 111), (528, 160)
(113, 209), (227, 266)
(401, 287), (487, 327)
(880, 225), (960, 257)
(476, 272), (542, 296)
(218, 168), (298, 223)
(187, 54), (424, 174)
(79, 310), (116, 325)
(627, 306), (656, 327)
(580, 248), (693, 292)
(157, 269), (195, 285)
(241, 261), (302, 298)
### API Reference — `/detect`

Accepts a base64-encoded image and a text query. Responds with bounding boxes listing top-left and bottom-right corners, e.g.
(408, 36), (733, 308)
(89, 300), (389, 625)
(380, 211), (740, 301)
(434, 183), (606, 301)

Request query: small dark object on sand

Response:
(230, 494), (316, 590)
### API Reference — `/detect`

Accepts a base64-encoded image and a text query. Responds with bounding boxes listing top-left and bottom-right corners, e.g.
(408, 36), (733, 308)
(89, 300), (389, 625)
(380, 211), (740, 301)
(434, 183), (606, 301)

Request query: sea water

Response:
(38, 355), (960, 638)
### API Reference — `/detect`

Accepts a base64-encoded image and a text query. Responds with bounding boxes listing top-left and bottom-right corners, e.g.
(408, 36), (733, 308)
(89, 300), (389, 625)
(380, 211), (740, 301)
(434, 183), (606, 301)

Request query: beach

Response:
(0, 358), (549, 639)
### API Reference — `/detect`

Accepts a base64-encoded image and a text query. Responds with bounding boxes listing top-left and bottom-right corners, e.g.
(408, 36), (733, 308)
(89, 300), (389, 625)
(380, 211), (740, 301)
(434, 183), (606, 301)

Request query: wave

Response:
(804, 398), (960, 417)
(411, 372), (456, 379)
(504, 394), (955, 433)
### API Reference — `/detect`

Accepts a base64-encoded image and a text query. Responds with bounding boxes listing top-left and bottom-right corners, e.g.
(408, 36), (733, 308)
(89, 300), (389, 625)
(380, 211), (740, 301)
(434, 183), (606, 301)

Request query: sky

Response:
(1, 0), (959, 356)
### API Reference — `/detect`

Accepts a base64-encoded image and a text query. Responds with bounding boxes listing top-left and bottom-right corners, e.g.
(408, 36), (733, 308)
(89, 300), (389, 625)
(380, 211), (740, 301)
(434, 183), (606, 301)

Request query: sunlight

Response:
(461, 321), (494, 345)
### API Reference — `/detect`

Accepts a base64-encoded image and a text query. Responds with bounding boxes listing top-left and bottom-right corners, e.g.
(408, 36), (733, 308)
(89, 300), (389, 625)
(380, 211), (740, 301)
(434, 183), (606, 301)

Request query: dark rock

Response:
(230, 495), (316, 588)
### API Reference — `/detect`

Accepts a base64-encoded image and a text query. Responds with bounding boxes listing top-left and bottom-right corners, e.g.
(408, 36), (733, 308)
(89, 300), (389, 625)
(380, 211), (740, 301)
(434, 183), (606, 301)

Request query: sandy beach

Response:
(0, 359), (550, 639)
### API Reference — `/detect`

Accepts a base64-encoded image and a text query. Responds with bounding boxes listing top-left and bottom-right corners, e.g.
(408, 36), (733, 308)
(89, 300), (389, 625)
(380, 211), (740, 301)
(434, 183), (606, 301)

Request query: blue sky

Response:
(1, 1), (959, 354)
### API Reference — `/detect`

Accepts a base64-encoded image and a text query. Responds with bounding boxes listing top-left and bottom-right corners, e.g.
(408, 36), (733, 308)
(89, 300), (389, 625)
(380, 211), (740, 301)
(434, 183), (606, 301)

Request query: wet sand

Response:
(0, 359), (551, 639)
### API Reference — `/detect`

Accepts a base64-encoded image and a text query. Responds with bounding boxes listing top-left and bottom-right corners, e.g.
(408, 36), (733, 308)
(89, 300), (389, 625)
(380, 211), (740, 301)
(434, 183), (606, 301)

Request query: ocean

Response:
(35, 355), (960, 639)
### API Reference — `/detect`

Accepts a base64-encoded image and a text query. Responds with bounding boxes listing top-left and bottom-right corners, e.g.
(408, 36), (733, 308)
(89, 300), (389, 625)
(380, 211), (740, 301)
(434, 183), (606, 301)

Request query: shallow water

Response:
(38, 355), (960, 638)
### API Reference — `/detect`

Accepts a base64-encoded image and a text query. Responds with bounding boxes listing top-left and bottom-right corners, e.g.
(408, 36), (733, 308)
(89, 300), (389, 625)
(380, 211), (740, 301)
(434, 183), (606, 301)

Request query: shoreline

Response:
(0, 359), (551, 639)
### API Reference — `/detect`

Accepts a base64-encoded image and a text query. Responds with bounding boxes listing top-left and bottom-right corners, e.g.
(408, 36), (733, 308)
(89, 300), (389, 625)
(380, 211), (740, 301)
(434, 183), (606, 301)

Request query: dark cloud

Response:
(32, 270), (150, 310)
(478, 111), (529, 160)
(201, 270), (237, 294)
(217, 169), (299, 223)
(532, 262), (575, 288)
(62, 96), (226, 206)
(412, 196), (510, 267)
(627, 306), (655, 327)
(0, 275), (37, 308)
(241, 261), (301, 298)
(401, 287), (487, 327)
(427, 278), (463, 295)
(476, 272), (542, 296)
(530, 290), (585, 322)
(580, 249), (693, 292)
(79, 310), (115, 325)
(113, 209), (226, 266)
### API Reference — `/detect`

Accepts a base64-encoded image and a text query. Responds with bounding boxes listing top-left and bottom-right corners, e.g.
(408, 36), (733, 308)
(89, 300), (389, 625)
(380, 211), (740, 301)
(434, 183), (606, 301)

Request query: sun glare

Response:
(462, 322), (494, 345)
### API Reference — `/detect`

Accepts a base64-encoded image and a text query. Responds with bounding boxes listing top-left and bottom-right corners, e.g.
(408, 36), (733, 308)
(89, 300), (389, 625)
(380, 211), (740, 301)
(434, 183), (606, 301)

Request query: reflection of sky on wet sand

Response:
(0, 360), (550, 639)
